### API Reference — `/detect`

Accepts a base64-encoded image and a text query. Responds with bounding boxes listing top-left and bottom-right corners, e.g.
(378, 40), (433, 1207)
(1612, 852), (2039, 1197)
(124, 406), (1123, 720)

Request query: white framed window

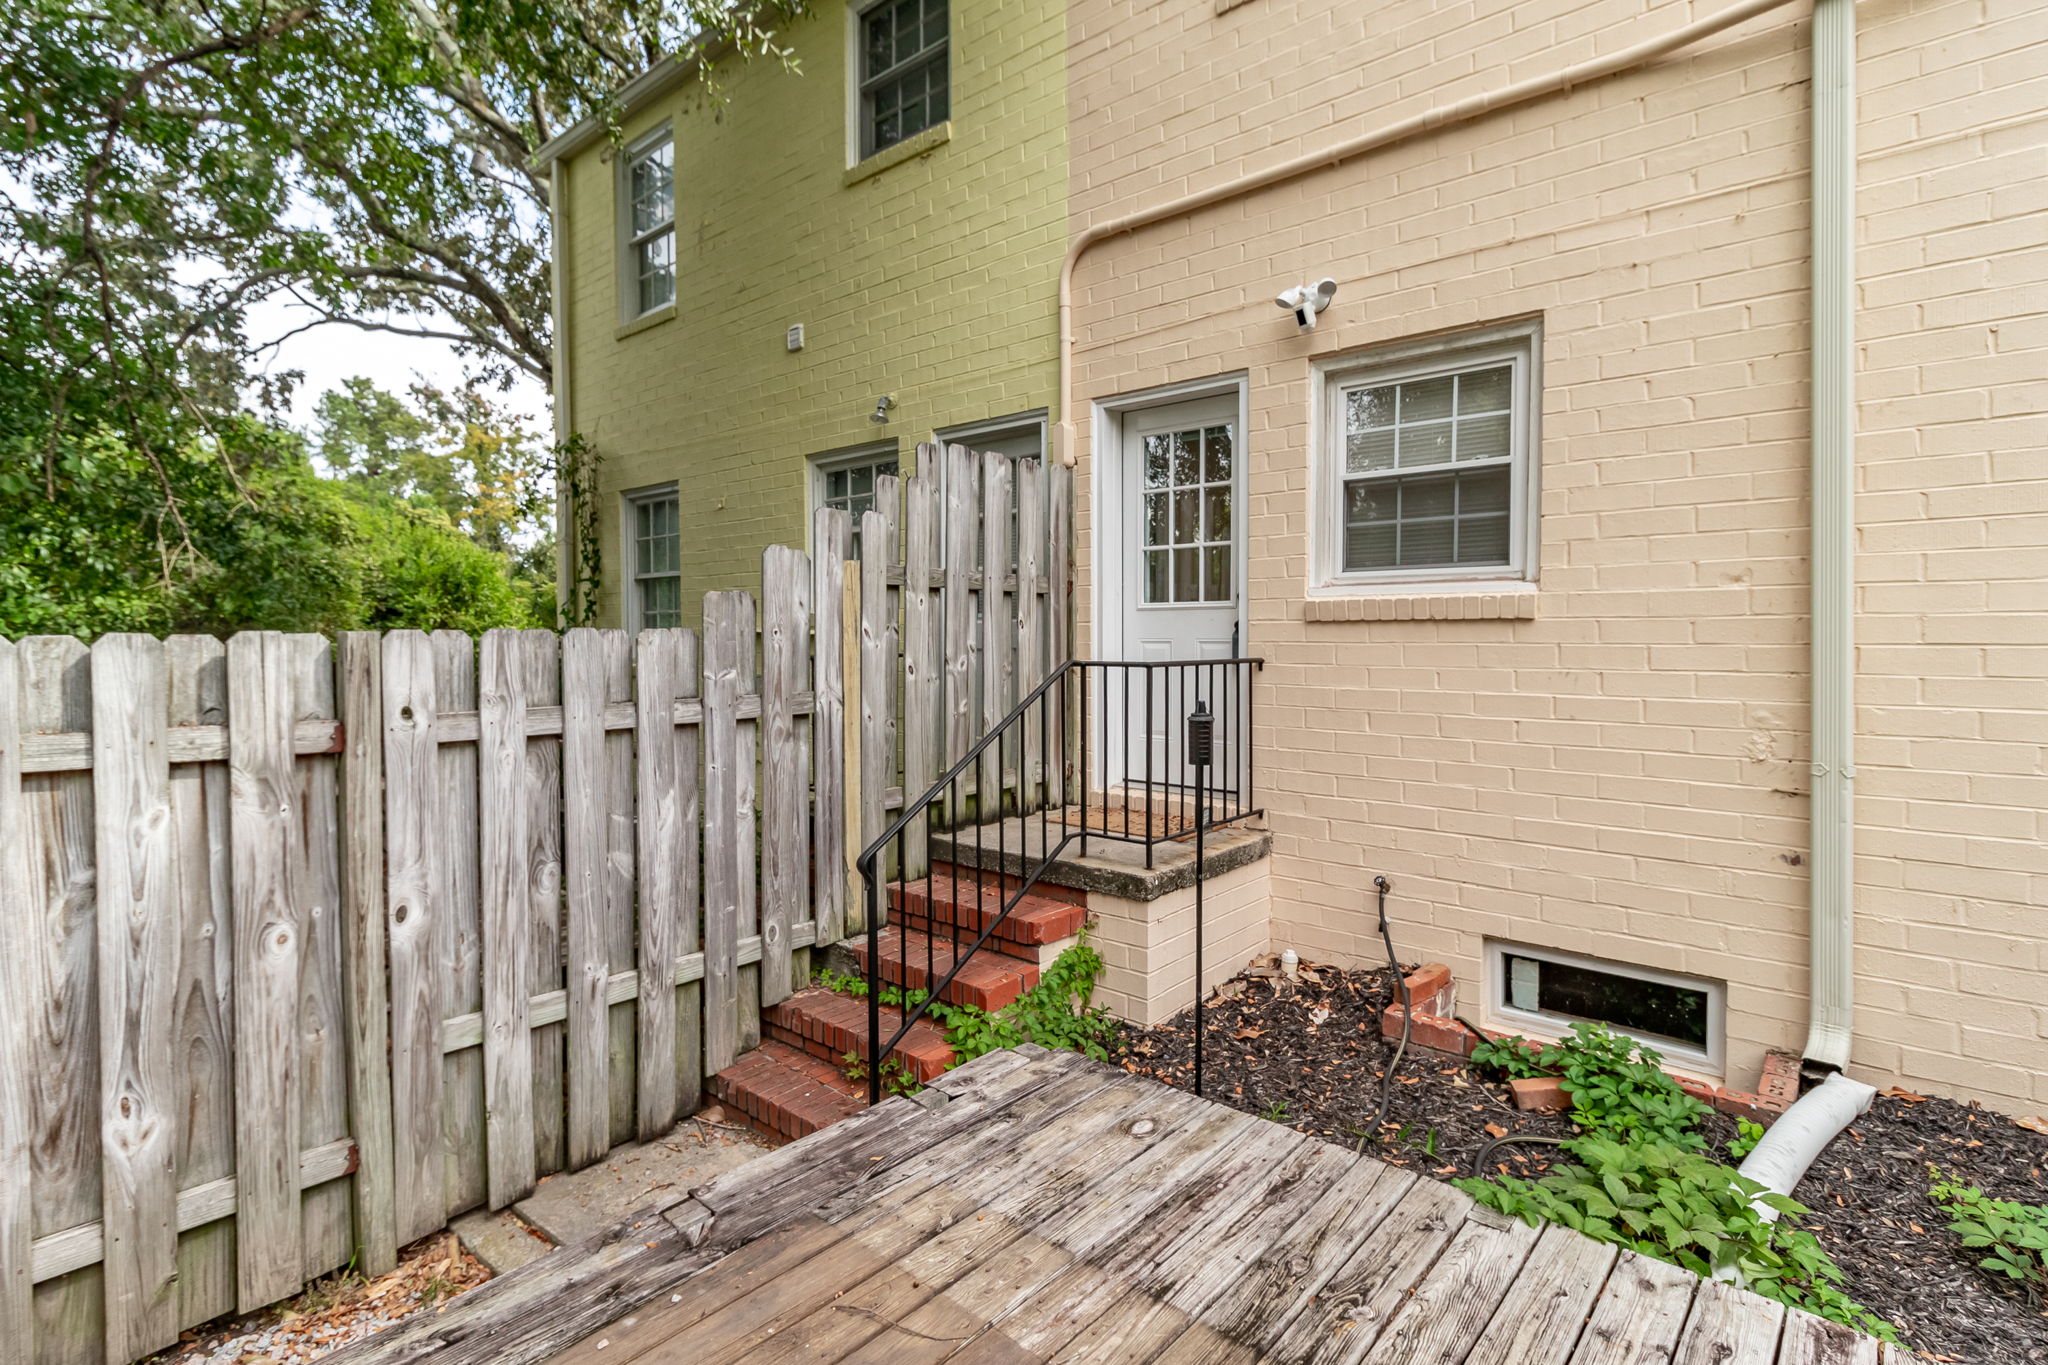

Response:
(620, 127), (675, 320)
(856, 0), (948, 159)
(812, 445), (900, 559)
(1484, 941), (1725, 1074)
(1316, 321), (1539, 589)
(624, 485), (681, 630)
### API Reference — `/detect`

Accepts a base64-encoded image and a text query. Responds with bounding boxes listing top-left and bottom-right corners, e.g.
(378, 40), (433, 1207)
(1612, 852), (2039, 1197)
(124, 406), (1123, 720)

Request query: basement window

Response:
(1485, 942), (1723, 1072)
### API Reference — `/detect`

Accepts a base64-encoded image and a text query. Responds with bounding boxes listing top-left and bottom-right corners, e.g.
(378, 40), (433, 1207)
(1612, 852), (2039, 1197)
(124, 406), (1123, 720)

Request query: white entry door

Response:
(1117, 394), (1243, 788)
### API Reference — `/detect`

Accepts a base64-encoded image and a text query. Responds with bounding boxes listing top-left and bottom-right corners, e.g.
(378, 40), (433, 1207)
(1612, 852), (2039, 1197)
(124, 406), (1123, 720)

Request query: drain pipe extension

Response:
(1713, 1071), (1875, 1284)
(1805, 0), (1858, 1077)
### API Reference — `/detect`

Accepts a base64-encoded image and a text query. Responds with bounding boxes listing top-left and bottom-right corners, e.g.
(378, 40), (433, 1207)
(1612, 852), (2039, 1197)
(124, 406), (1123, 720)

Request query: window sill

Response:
(1302, 587), (1536, 622)
(843, 121), (952, 188)
(616, 303), (676, 341)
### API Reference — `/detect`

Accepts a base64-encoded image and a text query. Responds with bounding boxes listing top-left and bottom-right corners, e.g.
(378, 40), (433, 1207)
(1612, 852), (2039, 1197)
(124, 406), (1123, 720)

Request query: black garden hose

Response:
(1470, 1132), (1568, 1177)
(1357, 875), (1409, 1153)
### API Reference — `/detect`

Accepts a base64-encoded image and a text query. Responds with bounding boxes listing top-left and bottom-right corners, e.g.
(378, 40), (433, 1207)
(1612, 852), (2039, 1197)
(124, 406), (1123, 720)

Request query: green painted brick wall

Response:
(557, 0), (1066, 627)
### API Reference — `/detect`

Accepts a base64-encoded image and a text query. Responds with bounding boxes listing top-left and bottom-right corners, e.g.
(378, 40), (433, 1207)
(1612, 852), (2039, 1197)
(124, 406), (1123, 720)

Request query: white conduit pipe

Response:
(1714, 1071), (1876, 1284)
(1052, 0), (1803, 470)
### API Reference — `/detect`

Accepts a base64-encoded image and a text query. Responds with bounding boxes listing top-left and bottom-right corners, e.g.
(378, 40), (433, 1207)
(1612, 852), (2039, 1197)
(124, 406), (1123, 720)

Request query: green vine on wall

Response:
(553, 432), (603, 627)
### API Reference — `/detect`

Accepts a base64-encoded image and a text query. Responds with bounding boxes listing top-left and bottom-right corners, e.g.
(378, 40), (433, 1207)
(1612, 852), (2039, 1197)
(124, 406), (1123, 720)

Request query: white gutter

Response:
(1804, 0), (1858, 1075)
(550, 157), (575, 620)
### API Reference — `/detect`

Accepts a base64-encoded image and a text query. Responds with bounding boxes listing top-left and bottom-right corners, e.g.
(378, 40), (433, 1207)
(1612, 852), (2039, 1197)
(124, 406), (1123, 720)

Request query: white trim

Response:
(1309, 318), (1542, 595)
(1483, 940), (1726, 1076)
(934, 409), (1048, 455)
(620, 482), (681, 632)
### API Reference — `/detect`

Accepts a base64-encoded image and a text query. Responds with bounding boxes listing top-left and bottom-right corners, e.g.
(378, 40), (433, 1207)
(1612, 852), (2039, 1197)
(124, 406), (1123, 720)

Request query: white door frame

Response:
(1089, 374), (1250, 794)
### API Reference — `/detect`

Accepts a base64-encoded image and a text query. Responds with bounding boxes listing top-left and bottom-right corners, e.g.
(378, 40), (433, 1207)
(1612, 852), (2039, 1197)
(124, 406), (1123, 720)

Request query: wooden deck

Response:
(333, 1047), (1891, 1365)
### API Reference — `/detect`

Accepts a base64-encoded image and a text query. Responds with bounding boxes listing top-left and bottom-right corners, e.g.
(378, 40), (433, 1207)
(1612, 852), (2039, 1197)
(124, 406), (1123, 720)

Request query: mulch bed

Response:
(1109, 960), (2048, 1364)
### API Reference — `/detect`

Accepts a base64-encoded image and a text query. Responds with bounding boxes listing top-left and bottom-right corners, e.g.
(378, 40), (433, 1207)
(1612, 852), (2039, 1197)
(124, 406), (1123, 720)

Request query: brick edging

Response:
(1381, 963), (1797, 1122)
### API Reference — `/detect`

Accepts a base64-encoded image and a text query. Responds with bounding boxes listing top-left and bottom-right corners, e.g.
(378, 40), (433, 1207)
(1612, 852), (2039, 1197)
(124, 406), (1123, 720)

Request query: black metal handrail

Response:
(854, 656), (1261, 1104)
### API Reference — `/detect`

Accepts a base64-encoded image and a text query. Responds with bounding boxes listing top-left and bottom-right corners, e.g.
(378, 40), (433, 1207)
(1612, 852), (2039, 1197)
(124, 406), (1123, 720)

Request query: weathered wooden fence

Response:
(0, 444), (1071, 1365)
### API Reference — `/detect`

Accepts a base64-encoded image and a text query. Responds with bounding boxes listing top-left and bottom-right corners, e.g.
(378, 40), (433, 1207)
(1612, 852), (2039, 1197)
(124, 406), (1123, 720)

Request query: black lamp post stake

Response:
(1186, 699), (1213, 1098)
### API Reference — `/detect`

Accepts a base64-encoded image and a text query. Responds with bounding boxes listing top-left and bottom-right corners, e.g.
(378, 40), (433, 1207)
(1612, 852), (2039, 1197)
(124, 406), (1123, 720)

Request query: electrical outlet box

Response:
(786, 324), (805, 352)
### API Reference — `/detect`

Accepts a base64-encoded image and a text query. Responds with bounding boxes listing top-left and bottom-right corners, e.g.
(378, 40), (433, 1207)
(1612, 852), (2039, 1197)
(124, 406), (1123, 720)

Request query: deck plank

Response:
(1256, 1176), (1473, 1364)
(1460, 1222), (1619, 1365)
(1672, 1278), (1786, 1365)
(1146, 1162), (1421, 1365)
(1564, 1250), (1699, 1365)
(1353, 1207), (1543, 1365)
(1775, 1308), (1882, 1365)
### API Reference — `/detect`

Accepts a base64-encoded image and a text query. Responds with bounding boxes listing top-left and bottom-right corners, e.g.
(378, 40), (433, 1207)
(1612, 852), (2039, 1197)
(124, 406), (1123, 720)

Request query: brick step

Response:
(847, 925), (1040, 1012)
(710, 1041), (863, 1143)
(886, 863), (1087, 964)
(765, 987), (955, 1083)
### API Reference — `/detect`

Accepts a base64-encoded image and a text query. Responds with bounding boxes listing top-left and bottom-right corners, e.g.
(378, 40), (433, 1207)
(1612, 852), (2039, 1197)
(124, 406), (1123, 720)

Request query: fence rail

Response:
(0, 443), (1070, 1365)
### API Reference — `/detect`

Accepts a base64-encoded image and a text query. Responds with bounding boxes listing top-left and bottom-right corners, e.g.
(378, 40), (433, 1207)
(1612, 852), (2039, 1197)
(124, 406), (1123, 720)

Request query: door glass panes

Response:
(1142, 424), (1233, 604)
(1341, 363), (1514, 573)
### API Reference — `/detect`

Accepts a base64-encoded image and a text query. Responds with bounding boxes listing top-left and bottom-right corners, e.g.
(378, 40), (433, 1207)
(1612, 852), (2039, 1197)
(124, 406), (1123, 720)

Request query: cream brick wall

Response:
(1068, 0), (2048, 1110)
(1090, 858), (1273, 1028)
(558, 0), (1066, 624)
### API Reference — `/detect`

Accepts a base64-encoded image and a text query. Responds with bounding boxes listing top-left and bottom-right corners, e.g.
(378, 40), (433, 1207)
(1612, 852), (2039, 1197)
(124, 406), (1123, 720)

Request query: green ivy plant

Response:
(1928, 1169), (2048, 1305)
(1469, 1022), (1711, 1149)
(1458, 1138), (1895, 1339)
(1728, 1117), (1768, 1161)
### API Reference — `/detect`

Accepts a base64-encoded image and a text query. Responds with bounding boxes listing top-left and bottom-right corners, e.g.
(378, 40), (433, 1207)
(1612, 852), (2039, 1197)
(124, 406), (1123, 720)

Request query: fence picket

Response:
(701, 595), (744, 1075)
(337, 634), (397, 1276)
(1016, 459), (1046, 813)
(433, 630), (485, 1216)
(561, 629), (609, 1167)
(227, 632), (303, 1313)
(291, 634), (352, 1278)
(91, 635), (180, 1358)
(902, 466), (939, 877)
(0, 640), (29, 1344)
(600, 631), (639, 1144)
(811, 510), (851, 946)
(857, 511), (889, 907)
(381, 631), (444, 1243)
(670, 630), (703, 1117)
(521, 632), (566, 1179)
(943, 444), (977, 821)
(478, 630), (536, 1208)
(761, 547), (810, 1005)
(876, 473), (902, 836)
(163, 635), (237, 1325)
(734, 594), (762, 1052)
(979, 453), (1013, 819)
(632, 629), (681, 1137)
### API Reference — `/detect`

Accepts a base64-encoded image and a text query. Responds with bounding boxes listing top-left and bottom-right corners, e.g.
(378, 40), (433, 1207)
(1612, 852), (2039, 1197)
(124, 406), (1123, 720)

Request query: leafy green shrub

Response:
(1468, 1022), (1711, 1149)
(1728, 1117), (1767, 1161)
(1458, 1138), (1895, 1339)
(1929, 1169), (2048, 1305)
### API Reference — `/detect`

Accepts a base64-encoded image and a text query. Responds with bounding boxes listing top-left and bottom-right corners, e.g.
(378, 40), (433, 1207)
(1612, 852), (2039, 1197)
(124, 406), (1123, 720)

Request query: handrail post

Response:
(866, 869), (882, 1105)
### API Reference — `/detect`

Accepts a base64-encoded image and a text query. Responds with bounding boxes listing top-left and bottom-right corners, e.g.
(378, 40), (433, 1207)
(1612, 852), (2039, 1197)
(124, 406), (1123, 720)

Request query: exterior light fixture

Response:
(870, 396), (894, 424)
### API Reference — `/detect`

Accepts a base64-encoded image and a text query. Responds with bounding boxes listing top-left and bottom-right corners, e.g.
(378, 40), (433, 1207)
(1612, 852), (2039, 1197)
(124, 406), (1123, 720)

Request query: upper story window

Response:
(814, 447), (900, 559)
(627, 486), (681, 629)
(859, 0), (948, 158)
(1318, 323), (1539, 589)
(622, 129), (675, 319)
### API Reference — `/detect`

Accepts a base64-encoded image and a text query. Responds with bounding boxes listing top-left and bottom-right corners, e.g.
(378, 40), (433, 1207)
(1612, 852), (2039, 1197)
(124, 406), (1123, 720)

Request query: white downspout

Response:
(550, 158), (576, 624)
(1805, 0), (1857, 1075)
